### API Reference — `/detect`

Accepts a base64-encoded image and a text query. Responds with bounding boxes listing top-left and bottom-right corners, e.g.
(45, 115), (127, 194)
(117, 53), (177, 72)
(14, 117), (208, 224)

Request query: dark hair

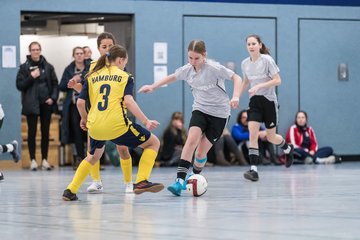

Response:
(97, 32), (116, 47)
(236, 110), (248, 124)
(246, 34), (270, 55)
(28, 41), (41, 52)
(188, 40), (206, 55)
(295, 110), (308, 126)
(89, 45), (127, 77)
(72, 46), (84, 57)
(164, 111), (187, 144)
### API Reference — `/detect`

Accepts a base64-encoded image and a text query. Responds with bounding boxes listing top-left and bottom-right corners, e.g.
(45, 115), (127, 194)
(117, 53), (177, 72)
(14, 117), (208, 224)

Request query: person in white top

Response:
(139, 40), (241, 196)
(238, 34), (294, 182)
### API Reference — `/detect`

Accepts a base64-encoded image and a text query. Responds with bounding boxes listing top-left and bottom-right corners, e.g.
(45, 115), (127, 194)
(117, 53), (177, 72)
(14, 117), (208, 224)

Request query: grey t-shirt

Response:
(174, 60), (234, 118)
(241, 54), (279, 102)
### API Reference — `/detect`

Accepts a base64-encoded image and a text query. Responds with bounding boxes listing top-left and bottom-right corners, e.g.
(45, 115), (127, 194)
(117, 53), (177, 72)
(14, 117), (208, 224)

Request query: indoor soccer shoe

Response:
(167, 180), (185, 196)
(285, 144), (294, 168)
(133, 180), (164, 194)
(0, 172), (4, 181)
(244, 170), (259, 182)
(87, 180), (103, 193)
(10, 140), (20, 163)
(62, 189), (78, 201)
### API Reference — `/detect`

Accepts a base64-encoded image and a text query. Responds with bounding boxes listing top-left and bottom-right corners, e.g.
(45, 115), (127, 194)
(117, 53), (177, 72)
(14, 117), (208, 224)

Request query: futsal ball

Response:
(186, 174), (208, 197)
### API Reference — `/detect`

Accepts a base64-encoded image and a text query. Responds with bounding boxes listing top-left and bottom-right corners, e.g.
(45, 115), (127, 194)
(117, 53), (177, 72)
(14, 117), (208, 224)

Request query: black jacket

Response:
(59, 60), (89, 144)
(16, 55), (59, 115)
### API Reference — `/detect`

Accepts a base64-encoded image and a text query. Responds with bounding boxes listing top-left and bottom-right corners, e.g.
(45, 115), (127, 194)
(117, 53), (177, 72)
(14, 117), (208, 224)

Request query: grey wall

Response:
(0, 0), (359, 159)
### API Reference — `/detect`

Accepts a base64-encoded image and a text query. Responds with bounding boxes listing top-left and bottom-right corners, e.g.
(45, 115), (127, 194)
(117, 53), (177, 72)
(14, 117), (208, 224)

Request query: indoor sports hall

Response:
(0, 0), (359, 239)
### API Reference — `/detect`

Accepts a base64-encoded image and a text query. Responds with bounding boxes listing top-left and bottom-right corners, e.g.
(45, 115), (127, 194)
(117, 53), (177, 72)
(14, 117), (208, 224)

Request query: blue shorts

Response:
(89, 123), (151, 155)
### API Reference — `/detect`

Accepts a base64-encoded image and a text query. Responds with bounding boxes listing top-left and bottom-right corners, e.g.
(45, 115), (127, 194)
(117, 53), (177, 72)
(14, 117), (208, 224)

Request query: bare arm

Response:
(76, 98), (88, 131)
(229, 73), (242, 109)
(138, 74), (177, 93)
(124, 95), (159, 131)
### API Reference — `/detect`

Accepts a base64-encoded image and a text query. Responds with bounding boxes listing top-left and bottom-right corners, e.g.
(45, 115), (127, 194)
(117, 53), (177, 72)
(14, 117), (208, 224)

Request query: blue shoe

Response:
(167, 180), (184, 196)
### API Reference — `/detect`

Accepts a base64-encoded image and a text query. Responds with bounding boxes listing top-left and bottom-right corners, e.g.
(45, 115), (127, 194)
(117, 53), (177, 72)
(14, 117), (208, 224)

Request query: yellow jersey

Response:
(83, 65), (134, 140)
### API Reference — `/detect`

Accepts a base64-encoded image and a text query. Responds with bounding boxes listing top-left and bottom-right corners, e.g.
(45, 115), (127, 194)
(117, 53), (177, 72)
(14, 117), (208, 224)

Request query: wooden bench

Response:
(21, 115), (60, 169)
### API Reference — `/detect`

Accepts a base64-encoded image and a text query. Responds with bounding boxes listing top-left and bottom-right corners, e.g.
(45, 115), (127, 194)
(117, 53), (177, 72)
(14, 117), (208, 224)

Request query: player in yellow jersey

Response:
(63, 45), (164, 201)
(68, 32), (134, 193)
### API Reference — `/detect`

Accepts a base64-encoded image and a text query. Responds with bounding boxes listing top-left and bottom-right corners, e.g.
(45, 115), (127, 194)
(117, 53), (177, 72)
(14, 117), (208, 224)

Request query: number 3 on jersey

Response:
(98, 84), (111, 111)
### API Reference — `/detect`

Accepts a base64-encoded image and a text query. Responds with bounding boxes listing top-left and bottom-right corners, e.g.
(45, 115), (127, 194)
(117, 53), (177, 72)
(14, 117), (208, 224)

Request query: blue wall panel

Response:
(299, 19), (360, 154)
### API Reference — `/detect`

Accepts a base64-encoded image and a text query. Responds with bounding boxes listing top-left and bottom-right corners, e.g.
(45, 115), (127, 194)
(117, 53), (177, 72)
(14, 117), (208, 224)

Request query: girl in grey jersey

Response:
(139, 40), (241, 196)
(238, 35), (294, 182)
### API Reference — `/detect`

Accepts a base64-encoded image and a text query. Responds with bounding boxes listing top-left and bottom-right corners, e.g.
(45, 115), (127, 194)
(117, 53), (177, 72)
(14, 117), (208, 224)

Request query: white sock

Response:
(5, 144), (14, 152)
(250, 165), (258, 172)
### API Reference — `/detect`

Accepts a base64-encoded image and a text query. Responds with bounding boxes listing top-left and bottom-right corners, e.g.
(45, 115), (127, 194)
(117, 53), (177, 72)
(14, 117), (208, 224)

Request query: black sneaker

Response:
(62, 189), (78, 201)
(10, 140), (20, 163)
(133, 180), (164, 195)
(0, 172), (4, 181)
(244, 170), (259, 182)
(334, 154), (342, 164)
(285, 144), (294, 168)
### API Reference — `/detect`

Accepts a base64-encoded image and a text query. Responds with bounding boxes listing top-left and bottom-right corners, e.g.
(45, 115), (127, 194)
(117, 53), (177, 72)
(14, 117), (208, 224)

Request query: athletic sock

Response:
(278, 139), (291, 154)
(67, 160), (93, 193)
(193, 157), (207, 174)
(120, 157), (132, 183)
(176, 159), (191, 180)
(90, 157), (101, 181)
(135, 148), (157, 183)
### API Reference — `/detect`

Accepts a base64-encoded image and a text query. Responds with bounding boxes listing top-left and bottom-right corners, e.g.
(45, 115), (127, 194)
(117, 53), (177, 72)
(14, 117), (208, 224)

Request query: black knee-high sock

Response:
(176, 159), (191, 180)
(249, 148), (260, 166)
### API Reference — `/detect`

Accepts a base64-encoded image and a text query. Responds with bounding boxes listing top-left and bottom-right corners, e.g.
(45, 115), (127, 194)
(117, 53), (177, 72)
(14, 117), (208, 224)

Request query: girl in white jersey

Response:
(139, 40), (241, 196)
(239, 34), (294, 182)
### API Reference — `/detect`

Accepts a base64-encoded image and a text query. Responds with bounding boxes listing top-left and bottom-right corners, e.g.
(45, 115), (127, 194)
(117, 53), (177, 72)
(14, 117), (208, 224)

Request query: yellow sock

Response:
(120, 157), (132, 183)
(135, 148), (157, 183)
(67, 160), (93, 193)
(90, 160), (101, 181)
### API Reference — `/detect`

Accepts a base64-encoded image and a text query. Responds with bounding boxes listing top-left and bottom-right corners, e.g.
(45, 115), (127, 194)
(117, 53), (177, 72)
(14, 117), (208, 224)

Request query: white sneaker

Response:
(304, 156), (313, 164)
(30, 159), (38, 171)
(125, 182), (134, 193)
(87, 180), (103, 193)
(41, 159), (52, 171)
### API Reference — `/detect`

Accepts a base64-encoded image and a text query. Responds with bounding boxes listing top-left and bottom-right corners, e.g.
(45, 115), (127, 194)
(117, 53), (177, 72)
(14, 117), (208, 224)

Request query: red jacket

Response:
(286, 124), (318, 152)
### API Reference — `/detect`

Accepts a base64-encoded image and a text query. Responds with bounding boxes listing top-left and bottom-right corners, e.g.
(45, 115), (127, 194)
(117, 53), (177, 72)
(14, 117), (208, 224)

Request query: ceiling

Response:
(21, 12), (132, 35)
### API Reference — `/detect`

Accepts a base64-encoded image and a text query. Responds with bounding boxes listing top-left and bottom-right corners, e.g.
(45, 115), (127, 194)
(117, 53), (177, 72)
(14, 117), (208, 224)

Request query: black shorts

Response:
(89, 122), (151, 154)
(247, 95), (278, 129)
(189, 110), (228, 144)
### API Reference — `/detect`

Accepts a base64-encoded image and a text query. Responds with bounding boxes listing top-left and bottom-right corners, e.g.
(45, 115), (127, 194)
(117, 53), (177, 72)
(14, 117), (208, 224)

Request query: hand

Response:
(229, 97), (239, 109)
(80, 118), (87, 131)
(138, 85), (155, 93)
(145, 119), (160, 131)
(72, 74), (82, 83)
(45, 98), (54, 105)
(309, 150), (315, 155)
(248, 85), (260, 97)
(31, 68), (40, 79)
(67, 79), (77, 89)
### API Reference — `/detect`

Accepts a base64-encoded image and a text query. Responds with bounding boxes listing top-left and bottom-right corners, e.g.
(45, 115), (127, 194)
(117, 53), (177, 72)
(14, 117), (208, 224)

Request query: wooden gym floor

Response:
(0, 163), (358, 239)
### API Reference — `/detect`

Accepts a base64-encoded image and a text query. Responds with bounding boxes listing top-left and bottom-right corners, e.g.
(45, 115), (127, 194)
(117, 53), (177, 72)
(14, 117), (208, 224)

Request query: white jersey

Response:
(174, 60), (234, 118)
(241, 54), (279, 102)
